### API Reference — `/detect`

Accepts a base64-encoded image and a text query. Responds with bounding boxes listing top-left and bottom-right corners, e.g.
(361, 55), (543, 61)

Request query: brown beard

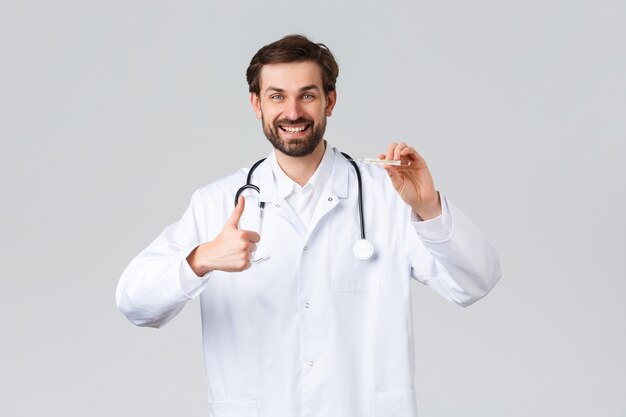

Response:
(262, 116), (326, 157)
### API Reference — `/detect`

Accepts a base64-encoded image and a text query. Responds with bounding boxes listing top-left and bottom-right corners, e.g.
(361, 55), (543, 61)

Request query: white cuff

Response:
(178, 246), (211, 298)
(411, 194), (454, 242)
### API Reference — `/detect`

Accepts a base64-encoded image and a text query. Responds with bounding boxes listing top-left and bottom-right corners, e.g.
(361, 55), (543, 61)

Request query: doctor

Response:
(117, 34), (501, 417)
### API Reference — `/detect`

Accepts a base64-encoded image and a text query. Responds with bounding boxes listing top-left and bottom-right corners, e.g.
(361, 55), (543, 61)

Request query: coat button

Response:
(308, 361), (315, 367)
(327, 197), (333, 202)
(303, 245), (308, 251)
(304, 302), (310, 308)
(274, 203), (280, 208)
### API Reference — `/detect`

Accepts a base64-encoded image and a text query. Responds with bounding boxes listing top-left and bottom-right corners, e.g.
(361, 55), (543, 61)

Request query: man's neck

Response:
(275, 140), (326, 187)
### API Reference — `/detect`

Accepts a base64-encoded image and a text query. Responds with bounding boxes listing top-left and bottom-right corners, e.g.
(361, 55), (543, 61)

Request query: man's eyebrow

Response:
(265, 86), (285, 94)
(264, 85), (321, 94)
(299, 85), (320, 92)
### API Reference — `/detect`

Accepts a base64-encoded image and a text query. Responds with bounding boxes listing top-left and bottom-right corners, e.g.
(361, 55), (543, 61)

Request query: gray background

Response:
(1, 0), (625, 416)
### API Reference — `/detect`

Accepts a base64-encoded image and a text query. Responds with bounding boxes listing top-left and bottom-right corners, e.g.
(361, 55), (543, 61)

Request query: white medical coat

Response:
(116, 147), (501, 417)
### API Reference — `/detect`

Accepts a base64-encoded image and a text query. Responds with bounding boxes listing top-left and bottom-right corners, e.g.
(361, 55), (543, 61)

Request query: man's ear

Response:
(250, 93), (262, 120)
(325, 90), (337, 117)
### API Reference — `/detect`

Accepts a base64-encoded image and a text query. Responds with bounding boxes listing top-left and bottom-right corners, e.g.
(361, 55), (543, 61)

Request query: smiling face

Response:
(250, 61), (337, 157)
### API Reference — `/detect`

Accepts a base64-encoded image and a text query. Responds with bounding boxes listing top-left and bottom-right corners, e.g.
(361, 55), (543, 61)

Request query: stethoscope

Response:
(234, 152), (374, 260)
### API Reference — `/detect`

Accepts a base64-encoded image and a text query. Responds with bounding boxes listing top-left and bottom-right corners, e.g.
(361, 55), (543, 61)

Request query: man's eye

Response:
(302, 94), (314, 100)
(270, 95), (283, 101)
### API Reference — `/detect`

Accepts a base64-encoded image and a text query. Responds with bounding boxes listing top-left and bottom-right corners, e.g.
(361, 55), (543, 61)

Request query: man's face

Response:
(250, 61), (336, 157)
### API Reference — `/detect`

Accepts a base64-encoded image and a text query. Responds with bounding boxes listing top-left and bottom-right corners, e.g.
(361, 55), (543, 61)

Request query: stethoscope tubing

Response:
(235, 152), (373, 260)
(341, 152), (366, 240)
(234, 157), (267, 208)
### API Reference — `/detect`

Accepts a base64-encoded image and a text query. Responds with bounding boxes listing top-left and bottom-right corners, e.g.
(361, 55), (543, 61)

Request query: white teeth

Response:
(282, 126), (306, 133)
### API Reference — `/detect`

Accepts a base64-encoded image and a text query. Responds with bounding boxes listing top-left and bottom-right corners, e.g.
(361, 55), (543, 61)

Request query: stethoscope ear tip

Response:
(353, 239), (374, 260)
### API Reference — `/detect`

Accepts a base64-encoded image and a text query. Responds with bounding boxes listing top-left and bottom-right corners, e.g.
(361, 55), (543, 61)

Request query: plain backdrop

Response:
(1, 0), (625, 416)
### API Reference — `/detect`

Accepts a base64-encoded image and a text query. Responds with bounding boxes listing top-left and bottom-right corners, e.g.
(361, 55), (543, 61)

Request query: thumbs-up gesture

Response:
(187, 196), (261, 276)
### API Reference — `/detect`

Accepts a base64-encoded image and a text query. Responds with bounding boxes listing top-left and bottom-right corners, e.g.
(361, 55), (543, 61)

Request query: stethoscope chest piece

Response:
(353, 239), (374, 260)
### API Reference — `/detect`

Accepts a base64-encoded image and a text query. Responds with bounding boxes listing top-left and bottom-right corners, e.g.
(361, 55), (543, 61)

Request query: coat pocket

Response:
(329, 233), (380, 292)
(374, 391), (418, 417)
(208, 397), (257, 417)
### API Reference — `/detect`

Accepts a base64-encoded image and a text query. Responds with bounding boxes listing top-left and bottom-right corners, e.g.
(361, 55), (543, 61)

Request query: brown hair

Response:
(246, 34), (339, 96)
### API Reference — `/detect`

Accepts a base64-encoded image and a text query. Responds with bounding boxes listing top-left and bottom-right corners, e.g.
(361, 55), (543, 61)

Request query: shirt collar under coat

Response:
(252, 143), (350, 204)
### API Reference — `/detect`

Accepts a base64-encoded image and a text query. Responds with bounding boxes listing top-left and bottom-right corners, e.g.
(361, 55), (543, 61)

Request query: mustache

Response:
(275, 117), (313, 126)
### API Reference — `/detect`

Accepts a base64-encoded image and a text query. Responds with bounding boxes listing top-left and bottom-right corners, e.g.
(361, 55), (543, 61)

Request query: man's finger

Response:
(394, 141), (408, 160)
(383, 164), (398, 177)
(241, 230), (261, 243)
(385, 142), (397, 161)
(400, 147), (419, 163)
(226, 195), (246, 227)
(384, 165), (403, 189)
(400, 147), (428, 169)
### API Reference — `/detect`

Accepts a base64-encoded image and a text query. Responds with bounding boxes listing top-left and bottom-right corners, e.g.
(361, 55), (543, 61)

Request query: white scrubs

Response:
(116, 145), (501, 417)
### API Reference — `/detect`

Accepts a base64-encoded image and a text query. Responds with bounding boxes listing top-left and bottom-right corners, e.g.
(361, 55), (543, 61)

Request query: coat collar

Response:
(253, 145), (350, 203)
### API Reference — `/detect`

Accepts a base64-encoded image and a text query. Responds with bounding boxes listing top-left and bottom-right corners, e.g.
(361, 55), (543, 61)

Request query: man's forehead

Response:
(259, 61), (324, 93)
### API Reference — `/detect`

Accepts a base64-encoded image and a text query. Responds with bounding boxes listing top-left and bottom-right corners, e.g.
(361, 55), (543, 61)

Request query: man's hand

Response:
(380, 141), (442, 220)
(187, 196), (261, 276)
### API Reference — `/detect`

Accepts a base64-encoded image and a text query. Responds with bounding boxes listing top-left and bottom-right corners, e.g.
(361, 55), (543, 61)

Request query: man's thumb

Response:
(227, 195), (245, 227)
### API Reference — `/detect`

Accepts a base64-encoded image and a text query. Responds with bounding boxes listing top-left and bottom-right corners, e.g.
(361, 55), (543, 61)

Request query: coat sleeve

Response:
(408, 194), (502, 307)
(115, 190), (211, 328)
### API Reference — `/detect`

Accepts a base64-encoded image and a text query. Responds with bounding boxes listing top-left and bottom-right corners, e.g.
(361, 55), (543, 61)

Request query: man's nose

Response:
(283, 98), (303, 120)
